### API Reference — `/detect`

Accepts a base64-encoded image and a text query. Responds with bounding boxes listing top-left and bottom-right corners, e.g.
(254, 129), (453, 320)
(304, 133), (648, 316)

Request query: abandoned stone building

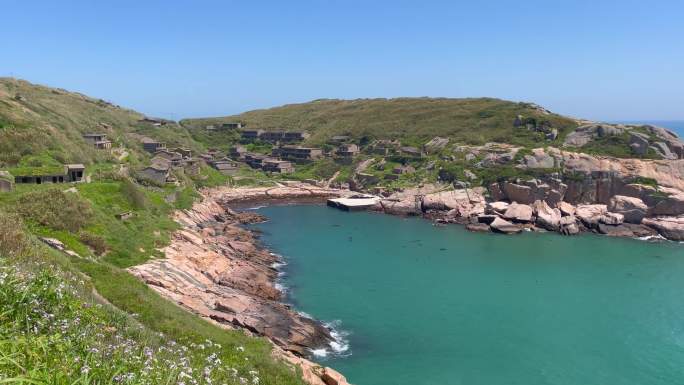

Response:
(329, 135), (351, 144)
(139, 163), (171, 185)
(272, 145), (323, 162)
(210, 159), (240, 175)
(371, 140), (400, 155)
(222, 122), (243, 130)
(229, 145), (247, 160)
(244, 153), (269, 169)
(153, 149), (183, 166)
(0, 171), (14, 192)
(241, 130), (264, 141)
(399, 146), (423, 158)
(13, 164), (85, 185)
(142, 138), (166, 153)
(336, 144), (360, 158)
(262, 159), (295, 174)
(83, 133), (112, 149)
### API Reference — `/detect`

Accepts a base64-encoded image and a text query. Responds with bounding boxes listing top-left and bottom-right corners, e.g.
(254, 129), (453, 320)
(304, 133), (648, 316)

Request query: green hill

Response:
(181, 97), (579, 147)
(0, 77), (202, 170)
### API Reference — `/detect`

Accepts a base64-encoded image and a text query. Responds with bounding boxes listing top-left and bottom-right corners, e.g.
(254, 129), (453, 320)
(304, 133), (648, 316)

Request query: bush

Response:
(78, 231), (107, 255)
(0, 212), (32, 259)
(121, 178), (147, 209)
(17, 188), (93, 232)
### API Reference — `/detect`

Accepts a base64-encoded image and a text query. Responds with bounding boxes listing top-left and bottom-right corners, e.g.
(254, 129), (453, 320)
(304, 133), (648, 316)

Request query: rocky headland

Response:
(367, 147), (684, 241)
(128, 184), (350, 385)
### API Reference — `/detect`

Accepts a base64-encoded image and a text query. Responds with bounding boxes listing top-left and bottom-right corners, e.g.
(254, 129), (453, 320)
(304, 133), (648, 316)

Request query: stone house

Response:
(399, 146), (423, 158)
(281, 131), (309, 142)
(142, 138), (166, 153)
(154, 149), (183, 166)
(210, 159), (240, 175)
(241, 130), (264, 141)
(229, 145), (247, 160)
(244, 153), (269, 169)
(13, 164), (85, 185)
(83, 133), (112, 149)
(371, 140), (400, 155)
(272, 146), (323, 162)
(329, 135), (351, 144)
(336, 144), (360, 158)
(262, 159), (295, 174)
(139, 163), (170, 185)
(221, 122), (243, 130)
(0, 171), (14, 192)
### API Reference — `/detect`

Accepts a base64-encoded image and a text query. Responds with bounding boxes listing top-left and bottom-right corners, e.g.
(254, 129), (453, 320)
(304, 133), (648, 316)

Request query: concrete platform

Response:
(327, 194), (381, 211)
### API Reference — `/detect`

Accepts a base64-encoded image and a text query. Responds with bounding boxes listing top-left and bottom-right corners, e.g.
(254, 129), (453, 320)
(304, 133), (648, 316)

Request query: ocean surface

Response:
(252, 205), (684, 385)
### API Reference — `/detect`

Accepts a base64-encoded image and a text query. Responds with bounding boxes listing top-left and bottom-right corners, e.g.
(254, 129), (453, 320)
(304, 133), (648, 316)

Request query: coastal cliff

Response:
(128, 184), (350, 385)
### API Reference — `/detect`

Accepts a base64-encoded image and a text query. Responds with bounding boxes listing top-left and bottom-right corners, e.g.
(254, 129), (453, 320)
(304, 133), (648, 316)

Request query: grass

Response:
(0, 181), (307, 385)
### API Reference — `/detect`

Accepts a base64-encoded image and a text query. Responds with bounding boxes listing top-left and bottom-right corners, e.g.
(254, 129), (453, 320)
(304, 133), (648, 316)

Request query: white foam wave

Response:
(274, 282), (288, 294)
(636, 234), (667, 242)
(245, 205), (266, 210)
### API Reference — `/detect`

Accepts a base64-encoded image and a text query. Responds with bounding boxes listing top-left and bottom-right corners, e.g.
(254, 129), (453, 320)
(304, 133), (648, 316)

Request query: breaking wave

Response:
(311, 320), (351, 359)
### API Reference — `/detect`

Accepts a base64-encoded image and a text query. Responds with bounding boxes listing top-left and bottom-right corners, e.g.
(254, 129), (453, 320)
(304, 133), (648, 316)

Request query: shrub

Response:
(121, 178), (147, 209)
(78, 231), (107, 255)
(0, 212), (32, 259)
(17, 188), (93, 232)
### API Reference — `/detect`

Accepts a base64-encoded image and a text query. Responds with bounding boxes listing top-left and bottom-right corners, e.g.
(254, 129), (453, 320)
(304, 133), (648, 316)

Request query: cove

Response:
(250, 204), (684, 385)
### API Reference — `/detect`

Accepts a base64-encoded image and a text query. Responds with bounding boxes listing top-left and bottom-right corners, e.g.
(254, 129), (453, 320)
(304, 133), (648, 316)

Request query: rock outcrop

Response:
(128, 185), (351, 385)
(642, 216), (684, 241)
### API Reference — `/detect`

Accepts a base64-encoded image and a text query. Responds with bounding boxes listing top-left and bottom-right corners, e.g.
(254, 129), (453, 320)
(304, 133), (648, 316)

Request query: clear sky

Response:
(2, 0), (683, 121)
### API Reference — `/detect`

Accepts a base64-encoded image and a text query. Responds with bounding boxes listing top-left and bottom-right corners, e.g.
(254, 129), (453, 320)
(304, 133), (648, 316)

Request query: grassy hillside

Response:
(0, 78), (203, 170)
(0, 79), (307, 384)
(181, 97), (579, 147)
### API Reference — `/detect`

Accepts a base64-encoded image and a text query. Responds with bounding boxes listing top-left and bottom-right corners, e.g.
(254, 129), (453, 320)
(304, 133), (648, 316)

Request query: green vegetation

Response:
(182, 98), (578, 148)
(577, 133), (660, 159)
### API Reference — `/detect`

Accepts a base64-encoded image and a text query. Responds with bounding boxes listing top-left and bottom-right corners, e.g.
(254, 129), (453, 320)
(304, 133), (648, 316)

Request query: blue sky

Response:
(2, 0), (683, 121)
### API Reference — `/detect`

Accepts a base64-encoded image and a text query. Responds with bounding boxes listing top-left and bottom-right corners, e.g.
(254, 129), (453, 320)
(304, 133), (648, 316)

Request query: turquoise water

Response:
(252, 205), (684, 385)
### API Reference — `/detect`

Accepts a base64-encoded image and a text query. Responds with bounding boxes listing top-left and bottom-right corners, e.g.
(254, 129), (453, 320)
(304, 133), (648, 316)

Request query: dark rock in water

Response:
(598, 223), (657, 238)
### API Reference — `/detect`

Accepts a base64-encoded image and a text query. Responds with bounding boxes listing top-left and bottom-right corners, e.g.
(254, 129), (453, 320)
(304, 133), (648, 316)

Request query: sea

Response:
(252, 205), (684, 385)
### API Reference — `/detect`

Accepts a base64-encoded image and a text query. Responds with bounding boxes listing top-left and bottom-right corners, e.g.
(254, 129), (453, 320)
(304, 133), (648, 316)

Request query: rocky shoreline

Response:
(128, 184), (351, 385)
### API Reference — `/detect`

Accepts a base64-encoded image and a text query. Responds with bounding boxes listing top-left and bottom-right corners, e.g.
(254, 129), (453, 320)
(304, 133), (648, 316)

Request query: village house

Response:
(13, 164), (85, 185)
(210, 159), (240, 175)
(141, 137), (166, 153)
(399, 146), (423, 158)
(172, 147), (193, 159)
(241, 129), (264, 141)
(154, 149), (183, 166)
(281, 131), (310, 142)
(138, 163), (171, 185)
(371, 139), (400, 155)
(262, 159), (295, 174)
(329, 135), (351, 144)
(0, 171), (14, 192)
(258, 131), (285, 142)
(272, 145), (323, 162)
(221, 122), (243, 130)
(229, 145), (247, 160)
(82, 133), (112, 149)
(423, 137), (449, 154)
(335, 144), (360, 158)
(244, 153), (269, 169)
(139, 117), (168, 126)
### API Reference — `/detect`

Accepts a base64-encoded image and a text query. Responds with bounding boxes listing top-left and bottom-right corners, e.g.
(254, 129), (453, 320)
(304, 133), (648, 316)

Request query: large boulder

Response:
(502, 182), (534, 204)
(649, 187), (684, 216)
(503, 203), (534, 222)
(558, 201), (576, 216)
(629, 133), (650, 156)
(599, 212), (624, 225)
(486, 201), (509, 214)
(490, 217), (523, 234)
(532, 200), (561, 231)
(598, 223), (657, 238)
(575, 204), (607, 227)
(380, 198), (421, 216)
(642, 216), (684, 241)
(608, 195), (647, 223)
